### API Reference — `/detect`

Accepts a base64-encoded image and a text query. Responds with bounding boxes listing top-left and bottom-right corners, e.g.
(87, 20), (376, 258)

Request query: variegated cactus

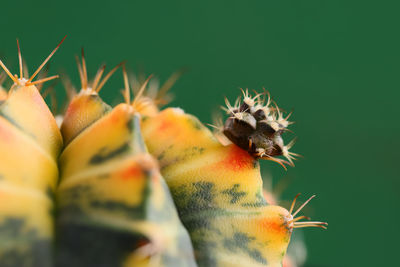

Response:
(0, 40), (326, 267)
(140, 108), (324, 267)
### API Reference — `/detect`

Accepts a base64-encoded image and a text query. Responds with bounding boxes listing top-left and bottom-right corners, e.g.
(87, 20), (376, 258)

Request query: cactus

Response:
(0, 39), (326, 267)
(140, 108), (324, 267)
(126, 72), (327, 267)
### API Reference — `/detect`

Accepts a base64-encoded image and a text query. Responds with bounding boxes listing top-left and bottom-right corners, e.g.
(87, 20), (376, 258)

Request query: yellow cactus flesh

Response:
(1, 84), (62, 159)
(60, 91), (111, 145)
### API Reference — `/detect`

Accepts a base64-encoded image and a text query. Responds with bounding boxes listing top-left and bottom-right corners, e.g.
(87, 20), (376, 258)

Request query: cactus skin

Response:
(60, 90), (111, 146)
(141, 108), (293, 267)
(0, 84), (62, 267)
(56, 82), (197, 267)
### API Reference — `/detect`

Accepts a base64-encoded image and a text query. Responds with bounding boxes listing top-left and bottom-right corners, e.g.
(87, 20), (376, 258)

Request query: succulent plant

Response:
(0, 39), (326, 267)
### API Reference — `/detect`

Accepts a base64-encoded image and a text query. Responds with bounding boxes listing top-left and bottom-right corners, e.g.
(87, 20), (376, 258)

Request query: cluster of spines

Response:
(223, 89), (300, 168)
(73, 49), (124, 95)
(0, 37), (66, 89)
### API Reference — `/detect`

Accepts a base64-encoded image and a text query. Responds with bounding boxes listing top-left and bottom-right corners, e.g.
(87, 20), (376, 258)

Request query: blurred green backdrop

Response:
(1, 0), (399, 266)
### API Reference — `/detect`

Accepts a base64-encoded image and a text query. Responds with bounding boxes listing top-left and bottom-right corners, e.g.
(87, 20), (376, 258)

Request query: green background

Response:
(1, 0), (399, 266)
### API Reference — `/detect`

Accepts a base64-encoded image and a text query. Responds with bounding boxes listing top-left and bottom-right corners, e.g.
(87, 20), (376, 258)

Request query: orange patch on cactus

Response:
(218, 144), (255, 172)
(117, 163), (143, 180)
(0, 118), (16, 142)
(0, 124), (9, 141)
(157, 117), (175, 132)
(259, 217), (291, 238)
(64, 99), (79, 113)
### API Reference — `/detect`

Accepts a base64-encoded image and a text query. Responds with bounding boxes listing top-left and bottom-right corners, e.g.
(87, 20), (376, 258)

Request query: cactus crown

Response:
(222, 89), (299, 168)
